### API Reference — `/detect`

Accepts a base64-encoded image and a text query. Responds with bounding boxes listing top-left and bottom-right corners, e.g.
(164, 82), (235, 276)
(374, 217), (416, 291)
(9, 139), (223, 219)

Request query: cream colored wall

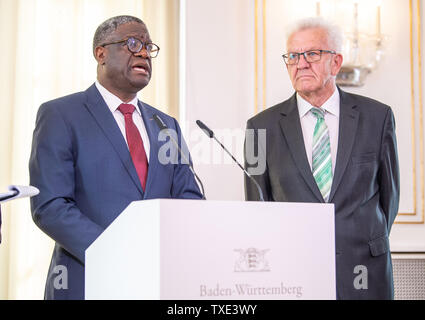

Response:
(0, 0), (17, 299)
(183, 0), (255, 201)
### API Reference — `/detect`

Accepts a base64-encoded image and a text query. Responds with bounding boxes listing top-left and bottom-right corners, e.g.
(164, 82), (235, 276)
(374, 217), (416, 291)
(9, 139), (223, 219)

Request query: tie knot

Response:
(118, 103), (136, 115)
(310, 107), (325, 120)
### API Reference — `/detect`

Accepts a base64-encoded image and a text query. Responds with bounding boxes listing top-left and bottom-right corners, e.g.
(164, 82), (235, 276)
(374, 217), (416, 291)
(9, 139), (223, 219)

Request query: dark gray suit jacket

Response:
(245, 88), (400, 299)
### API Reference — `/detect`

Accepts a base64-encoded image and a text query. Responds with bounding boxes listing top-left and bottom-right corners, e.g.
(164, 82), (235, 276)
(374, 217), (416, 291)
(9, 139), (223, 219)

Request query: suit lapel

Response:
(83, 84), (145, 197)
(279, 94), (324, 202)
(328, 89), (359, 202)
(137, 101), (159, 199)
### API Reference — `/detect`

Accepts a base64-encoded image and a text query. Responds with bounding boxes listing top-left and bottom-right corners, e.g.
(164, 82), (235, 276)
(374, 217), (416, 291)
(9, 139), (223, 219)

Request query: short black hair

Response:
(92, 15), (146, 56)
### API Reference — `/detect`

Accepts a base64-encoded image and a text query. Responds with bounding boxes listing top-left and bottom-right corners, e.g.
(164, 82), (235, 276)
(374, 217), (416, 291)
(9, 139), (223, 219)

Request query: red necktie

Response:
(118, 104), (148, 191)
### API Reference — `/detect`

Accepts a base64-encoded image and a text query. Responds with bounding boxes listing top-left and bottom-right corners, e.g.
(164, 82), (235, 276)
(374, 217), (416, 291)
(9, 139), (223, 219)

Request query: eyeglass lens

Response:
(127, 37), (159, 57)
(286, 51), (322, 64)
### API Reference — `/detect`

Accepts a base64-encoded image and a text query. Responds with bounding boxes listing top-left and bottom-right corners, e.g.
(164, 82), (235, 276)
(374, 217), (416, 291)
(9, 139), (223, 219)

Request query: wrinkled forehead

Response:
(286, 27), (330, 52)
(110, 22), (151, 41)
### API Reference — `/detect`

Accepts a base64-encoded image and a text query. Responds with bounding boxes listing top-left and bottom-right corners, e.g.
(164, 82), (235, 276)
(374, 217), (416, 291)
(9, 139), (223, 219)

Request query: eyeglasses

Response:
(282, 50), (336, 65)
(100, 37), (160, 58)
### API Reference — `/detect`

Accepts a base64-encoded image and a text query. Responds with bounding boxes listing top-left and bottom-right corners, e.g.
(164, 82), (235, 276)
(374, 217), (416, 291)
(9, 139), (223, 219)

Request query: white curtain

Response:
(0, 0), (179, 299)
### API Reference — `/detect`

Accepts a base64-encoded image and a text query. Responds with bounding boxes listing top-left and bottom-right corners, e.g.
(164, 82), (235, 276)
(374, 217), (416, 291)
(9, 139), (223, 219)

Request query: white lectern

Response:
(86, 199), (335, 300)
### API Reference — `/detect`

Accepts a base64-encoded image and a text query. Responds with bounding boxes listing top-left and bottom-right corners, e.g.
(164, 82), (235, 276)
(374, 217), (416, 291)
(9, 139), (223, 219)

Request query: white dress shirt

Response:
(297, 89), (340, 174)
(95, 81), (150, 162)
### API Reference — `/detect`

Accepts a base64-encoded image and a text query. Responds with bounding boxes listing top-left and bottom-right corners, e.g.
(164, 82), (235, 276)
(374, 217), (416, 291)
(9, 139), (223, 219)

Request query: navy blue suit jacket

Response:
(29, 84), (202, 299)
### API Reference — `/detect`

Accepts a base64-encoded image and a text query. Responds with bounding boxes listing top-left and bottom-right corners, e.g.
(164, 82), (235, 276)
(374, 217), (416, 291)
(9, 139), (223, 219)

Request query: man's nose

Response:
(297, 53), (310, 68)
(134, 48), (150, 59)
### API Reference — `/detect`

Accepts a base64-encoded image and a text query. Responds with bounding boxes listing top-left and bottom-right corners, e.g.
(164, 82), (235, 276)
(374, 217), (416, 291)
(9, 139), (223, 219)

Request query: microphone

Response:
(153, 114), (206, 200)
(196, 120), (264, 201)
(0, 185), (40, 203)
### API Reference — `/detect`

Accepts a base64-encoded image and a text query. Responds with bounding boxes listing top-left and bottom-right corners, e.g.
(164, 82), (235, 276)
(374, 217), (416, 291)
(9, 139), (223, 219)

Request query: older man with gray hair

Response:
(245, 17), (399, 299)
(29, 15), (202, 300)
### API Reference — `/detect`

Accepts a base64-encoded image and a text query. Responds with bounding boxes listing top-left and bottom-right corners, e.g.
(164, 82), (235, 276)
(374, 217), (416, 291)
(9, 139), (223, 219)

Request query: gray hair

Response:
(286, 17), (343, 53)
(93, 15), (146, 56)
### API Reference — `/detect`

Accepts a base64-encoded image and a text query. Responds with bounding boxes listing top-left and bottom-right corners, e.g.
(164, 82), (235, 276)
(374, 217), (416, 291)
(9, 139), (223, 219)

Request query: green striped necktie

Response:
(311, 107), (333, 202)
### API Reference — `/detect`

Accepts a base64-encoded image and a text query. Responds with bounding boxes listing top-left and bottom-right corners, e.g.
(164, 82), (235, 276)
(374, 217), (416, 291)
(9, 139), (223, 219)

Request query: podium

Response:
(85, 199), (335, 300)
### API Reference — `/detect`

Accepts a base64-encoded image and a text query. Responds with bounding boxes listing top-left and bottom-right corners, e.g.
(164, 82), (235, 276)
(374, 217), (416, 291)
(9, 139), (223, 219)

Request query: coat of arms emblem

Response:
(234, 247), (270, 272)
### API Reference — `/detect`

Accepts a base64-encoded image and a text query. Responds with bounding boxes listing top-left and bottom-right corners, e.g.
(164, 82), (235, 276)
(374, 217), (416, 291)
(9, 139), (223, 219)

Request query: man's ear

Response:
(331, 53), (343, 76)
(94, 46), (107, 65)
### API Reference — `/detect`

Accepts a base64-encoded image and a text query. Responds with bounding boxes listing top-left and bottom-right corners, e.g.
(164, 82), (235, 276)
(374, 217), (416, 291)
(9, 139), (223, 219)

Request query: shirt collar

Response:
(95, 81), (140, 115)
(297, 88), (340, 118)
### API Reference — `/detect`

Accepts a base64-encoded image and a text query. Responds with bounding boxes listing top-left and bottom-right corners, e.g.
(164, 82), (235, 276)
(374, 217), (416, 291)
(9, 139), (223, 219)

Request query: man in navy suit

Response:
(29, 15), (202, 300)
